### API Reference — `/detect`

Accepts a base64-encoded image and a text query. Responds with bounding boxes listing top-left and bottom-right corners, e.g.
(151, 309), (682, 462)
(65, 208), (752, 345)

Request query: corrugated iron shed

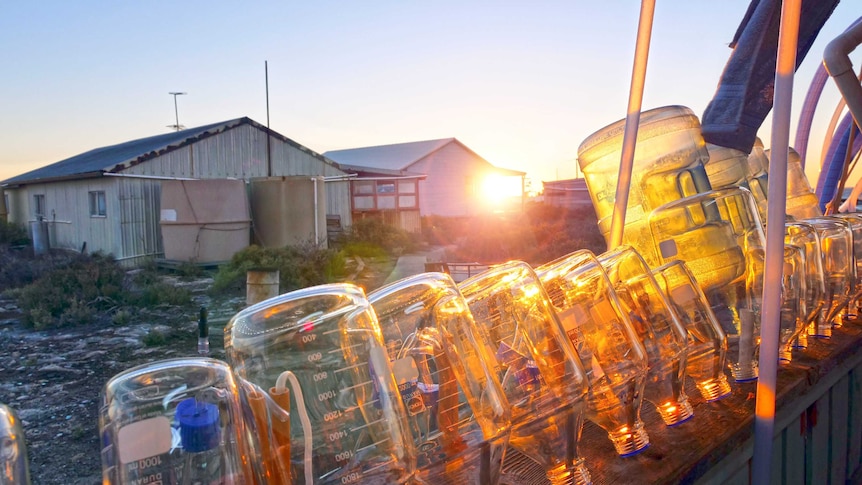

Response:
(325, 138), (525, 177)
(2, 117), (340, 186)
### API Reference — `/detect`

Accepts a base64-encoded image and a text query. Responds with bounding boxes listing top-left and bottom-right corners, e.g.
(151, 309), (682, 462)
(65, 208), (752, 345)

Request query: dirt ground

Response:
(0, 256), (394, 484)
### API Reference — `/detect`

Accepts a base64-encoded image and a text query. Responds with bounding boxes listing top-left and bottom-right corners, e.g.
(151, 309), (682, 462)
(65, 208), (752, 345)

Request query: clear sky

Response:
(1, 1), (860, 191)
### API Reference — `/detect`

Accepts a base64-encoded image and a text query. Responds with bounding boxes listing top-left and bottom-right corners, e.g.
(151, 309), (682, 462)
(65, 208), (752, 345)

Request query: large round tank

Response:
(249, 176), (328, 248)
(159, 179), (251, 263)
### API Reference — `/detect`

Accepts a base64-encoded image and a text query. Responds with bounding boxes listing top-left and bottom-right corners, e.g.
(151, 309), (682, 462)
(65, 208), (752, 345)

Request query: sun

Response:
(480, 174), (522, 206)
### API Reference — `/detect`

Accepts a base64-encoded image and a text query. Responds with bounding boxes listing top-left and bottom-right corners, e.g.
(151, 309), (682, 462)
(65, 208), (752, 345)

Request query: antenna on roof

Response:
(168, 92), (187, 132)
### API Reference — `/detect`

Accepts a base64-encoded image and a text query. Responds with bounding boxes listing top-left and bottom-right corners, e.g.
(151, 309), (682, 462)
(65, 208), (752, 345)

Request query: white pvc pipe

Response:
(753, 0), (800, 483)
(609, 0), (656, 249)
(102, 172), (200, 181)
(311, 177), (320, 246)
(824, 18), (862, 131)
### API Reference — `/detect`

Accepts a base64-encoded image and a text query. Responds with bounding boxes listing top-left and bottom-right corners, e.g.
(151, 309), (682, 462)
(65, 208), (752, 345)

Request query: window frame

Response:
(89, 191), (107, 217)
(351, 178), (419, 212)
(33, 194), (45, 219)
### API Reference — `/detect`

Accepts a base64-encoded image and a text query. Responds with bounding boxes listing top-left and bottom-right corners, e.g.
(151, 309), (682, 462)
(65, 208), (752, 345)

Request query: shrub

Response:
(142, 330), (167, 347)
(0, 220), (29, 246)
(0, 247), (65, 291)
(175, 261), (205, 280)
(131, 282), (192, 307)
(112, 309), (132, 325)
(13, 251), (195, 329)
(211, 243), (346, 295)
(17, 252), (125, 328)
(338, 218), (419, 255)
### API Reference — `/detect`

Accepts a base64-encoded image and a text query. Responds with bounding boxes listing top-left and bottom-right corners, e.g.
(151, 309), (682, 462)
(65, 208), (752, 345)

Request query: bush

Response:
(17, 252), (125, 328)
(211, 243), (346, 295)
(142, 330), (167, 347)
(12, 251), (195, 329)
(0, 220), (29, 246)
(131, 282), (192, 307)
(338, 218), (419, 255)
(0, 247), (71, 291)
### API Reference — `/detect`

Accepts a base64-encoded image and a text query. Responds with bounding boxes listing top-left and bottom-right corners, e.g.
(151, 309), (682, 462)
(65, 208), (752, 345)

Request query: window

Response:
(33, 194), (45, 218)
(397, 180), (416, 194)
(89, 191), (107, 217)
(376, 182), (396, 194)
(351, 178), (419, 212)
(353, 181), (375, 195)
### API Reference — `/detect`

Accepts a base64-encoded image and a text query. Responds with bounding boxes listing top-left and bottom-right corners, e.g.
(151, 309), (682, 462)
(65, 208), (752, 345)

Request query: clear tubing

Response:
(276, 370), (313, 485)
(609, 0), (656, 249)
(753, 1), (801, 484)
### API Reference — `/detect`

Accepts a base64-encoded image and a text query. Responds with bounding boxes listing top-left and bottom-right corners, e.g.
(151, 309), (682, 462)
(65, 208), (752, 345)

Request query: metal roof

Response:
(324, 137), (525, 177)
(2, 117), (338, 186)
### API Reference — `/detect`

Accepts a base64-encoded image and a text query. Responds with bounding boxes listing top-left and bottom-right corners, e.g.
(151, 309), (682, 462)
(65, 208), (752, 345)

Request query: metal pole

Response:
(609, 0), (656, 249)
(752, 0), (801, 482)
(169, 92), (187, 131)
(265, 61), (272, 176)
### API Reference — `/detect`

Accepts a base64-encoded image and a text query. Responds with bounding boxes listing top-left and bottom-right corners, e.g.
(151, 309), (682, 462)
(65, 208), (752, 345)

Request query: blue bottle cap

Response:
(176, 397), (220, 453)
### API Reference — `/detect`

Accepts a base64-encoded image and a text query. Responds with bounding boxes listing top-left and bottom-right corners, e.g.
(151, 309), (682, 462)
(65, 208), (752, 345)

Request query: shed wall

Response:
(324, 179), (352, 229)
(6, 179), (124, 257)
(122, 125), (345, 180)
(5, 123), (351, 265)
(409, 142), (502, 217)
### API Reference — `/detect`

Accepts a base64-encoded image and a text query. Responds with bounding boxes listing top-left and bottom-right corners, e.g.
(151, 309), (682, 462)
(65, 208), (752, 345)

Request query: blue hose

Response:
(816, 120), (862, 210)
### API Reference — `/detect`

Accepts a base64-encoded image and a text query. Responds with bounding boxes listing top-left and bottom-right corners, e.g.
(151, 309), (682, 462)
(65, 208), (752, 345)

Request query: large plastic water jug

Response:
(577, 105), (713, 265)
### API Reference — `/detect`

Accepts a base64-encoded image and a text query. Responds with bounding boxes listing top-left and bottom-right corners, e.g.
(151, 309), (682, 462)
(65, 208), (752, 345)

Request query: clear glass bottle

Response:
(367, 273), (512, 485)
(764, 147), (823, 221)
(745, 138), (770, 221)
(536, 250), (651, 457)
(597, 246), (692, 426)
(224, 283), (417, 485)
(803, 217), (855, 333)
(99, 358), (256, 485)
(0, 404), (31, 485)
(777, 245), (808, 363)
(784, 221), (827, 350)
(458, 261), (591, 485)
(577, 105), (713, 266)
(651, 260), (731, 402)
(831, 213), (862, 320)
(648, 187), (766, 382)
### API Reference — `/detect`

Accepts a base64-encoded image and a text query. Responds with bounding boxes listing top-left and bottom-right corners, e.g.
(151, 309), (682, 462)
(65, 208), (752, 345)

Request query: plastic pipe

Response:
(609, 0), (656, 249)
(753, 1), (800, 484)
(817, 69), (862, 170)
(820, 94), (850, 169)
(816, 117), (862, 209)
(824, 18), (862, 130)
(816, 115), (854, 199)
(794, 63), (829, 168)
(311, 177), (320, 246)
(797, 33), (862, 171)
